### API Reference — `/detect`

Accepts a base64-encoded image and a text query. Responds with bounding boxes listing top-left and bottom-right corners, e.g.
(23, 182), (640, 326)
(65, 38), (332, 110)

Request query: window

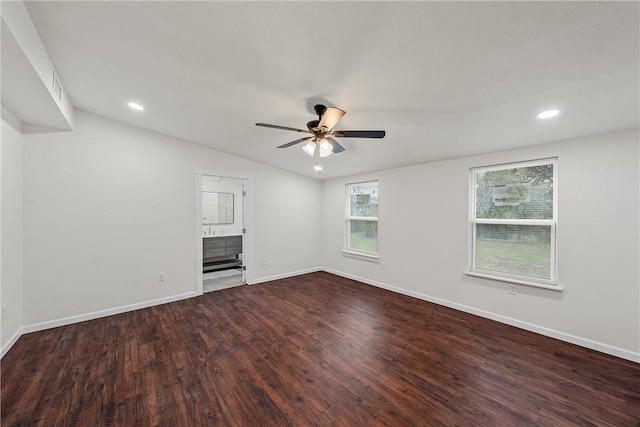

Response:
(468, 158), (558, 288)
(345, 181), (379, 258)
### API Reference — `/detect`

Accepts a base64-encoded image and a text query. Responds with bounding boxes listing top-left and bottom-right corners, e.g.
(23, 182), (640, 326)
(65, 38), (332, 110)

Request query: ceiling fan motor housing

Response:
(314, 104), (327, 118)
(307, 120), (320, 131)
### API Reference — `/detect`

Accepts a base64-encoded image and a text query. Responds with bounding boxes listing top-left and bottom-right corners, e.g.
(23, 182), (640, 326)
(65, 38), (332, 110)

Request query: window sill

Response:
(342, 250), (380, 263)
(465, 270), (563, 292)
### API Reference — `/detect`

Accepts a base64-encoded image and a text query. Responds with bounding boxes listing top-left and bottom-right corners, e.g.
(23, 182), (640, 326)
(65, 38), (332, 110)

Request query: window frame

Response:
(467, 158), (560, 290)
(343, 180), (379, 260)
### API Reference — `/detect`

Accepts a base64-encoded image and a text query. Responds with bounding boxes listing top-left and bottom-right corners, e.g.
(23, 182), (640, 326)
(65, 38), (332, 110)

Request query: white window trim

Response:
(468, 158), (559, 290)
(344, 181), (379, 259)
(464, 270), (563, 291)
(341, 250), (380, 262)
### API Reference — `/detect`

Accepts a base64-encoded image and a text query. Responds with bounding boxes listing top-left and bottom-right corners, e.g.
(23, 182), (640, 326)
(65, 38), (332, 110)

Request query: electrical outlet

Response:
(509, 285), (517, 295)
(1, 305), (7, 320)
(261, 258), (267, 266)
(380, 262), (385, 270)
(157, 272), (166, 283)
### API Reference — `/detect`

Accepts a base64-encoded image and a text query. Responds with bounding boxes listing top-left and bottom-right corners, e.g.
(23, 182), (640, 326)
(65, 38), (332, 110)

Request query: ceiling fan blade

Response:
(332, 130), (386, 139)
(317, 107), (346, 131)
(256, 123), (312, 133)
(326, 137), (345, 153)
(277, 136), (313, 149)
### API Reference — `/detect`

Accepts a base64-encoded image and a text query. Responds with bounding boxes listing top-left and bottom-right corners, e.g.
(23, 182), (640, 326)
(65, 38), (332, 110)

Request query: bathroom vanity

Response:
(203, 235), (242, 272)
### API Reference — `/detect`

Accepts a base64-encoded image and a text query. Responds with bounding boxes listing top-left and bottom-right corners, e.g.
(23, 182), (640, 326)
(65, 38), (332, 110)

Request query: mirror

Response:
(202, 192), (234, 224)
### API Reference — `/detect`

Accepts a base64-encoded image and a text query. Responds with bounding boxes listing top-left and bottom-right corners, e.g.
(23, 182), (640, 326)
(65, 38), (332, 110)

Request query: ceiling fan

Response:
(255, 104), (385, 158)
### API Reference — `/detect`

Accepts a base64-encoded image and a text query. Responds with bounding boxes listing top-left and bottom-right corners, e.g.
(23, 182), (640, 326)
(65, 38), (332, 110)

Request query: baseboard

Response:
(322, 268), (640, 363)
(0, 291), (199, 359)
(1, 328), (24, 359)
(22, 291), (199, 335)
(249, 266), (323, 285)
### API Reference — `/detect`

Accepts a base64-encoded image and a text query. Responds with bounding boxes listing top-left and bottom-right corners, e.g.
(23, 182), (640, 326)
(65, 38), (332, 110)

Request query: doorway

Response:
(195, 170), (253, 294)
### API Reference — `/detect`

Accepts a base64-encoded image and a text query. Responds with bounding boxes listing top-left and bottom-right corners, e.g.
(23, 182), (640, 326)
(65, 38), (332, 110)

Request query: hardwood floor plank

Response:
(2, 272), (639, 426)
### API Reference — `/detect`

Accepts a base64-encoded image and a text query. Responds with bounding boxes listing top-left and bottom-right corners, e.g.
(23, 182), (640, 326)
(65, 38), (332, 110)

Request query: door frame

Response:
(194, 169), (254, 295)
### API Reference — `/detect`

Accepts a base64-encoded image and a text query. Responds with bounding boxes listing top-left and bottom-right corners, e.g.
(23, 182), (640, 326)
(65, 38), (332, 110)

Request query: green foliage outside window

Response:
(476, 164), (553, 220)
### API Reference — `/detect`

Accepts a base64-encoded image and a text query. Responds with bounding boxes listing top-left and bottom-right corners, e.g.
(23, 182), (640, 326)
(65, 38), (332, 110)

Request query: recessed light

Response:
(314, 164), (323, 171)
(537, 109), (559, 119)
(127, 102), (144, 111)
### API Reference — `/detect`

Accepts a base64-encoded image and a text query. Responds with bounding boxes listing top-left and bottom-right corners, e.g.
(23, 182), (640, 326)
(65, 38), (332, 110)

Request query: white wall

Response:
(202, 176), (243, 237)
(322, 129), (639, 360)
(1, 108), (24, 350)
(21, 110), (322, 326)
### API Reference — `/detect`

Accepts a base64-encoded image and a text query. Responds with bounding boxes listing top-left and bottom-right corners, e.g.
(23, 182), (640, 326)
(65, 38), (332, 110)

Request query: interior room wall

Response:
(21, 109), (322, 327)
(1, 109), (24, 351)
(321, 129), (639, 361)
(201, 176), (244, 237)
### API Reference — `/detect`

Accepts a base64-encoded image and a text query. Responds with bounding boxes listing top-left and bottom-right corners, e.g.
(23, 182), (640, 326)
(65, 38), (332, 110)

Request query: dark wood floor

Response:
(2, 272), (639, 426)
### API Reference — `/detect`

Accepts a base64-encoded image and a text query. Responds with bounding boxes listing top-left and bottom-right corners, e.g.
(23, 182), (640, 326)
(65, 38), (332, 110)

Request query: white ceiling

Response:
(22, 1), (639, 179)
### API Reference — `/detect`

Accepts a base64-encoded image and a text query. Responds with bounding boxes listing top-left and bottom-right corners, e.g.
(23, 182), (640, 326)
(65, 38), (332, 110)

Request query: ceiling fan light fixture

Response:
(302, 140), (316, 156)
(318, 138), (333, 158)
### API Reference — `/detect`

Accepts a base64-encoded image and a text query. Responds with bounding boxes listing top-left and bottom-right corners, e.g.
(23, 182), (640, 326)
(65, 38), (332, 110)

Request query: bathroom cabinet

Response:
(203, 235), (242, 272)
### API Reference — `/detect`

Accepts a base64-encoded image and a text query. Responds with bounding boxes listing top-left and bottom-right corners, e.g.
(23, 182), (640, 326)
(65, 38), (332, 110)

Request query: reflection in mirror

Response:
(202, 192), (234, 224)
